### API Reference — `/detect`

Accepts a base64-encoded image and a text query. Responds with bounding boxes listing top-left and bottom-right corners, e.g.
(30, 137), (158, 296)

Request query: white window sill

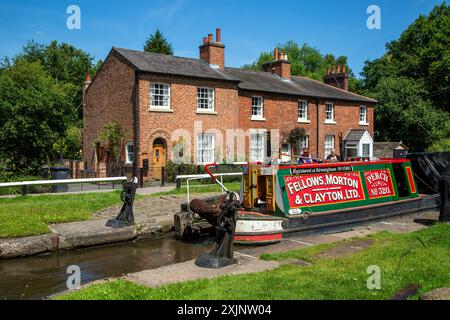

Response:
(324, 120), (337, 125)
(196, 110), (218, 115)
(150, 107), (174, 113)
(359, 122), (369, 126)
(298, 119), (310, 123)
(251, 116), (266, 122)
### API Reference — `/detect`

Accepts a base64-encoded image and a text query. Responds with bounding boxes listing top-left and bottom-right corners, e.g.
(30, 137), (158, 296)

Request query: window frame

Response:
(359, 105), (368, 125)
(251, 96), (264, 120)
(298, 100), (309, 122)
(297, 135), (309, 152)
(362, 143), (370, 157)
(196, 133), (215, 165)
(324, 135), (335, 158)
(149, 83), (171, 109)
(125, 142), (134, 165)
(325, 102), (335, 123)
(197, 87), (215, 111)
(249, 130), (266, 162)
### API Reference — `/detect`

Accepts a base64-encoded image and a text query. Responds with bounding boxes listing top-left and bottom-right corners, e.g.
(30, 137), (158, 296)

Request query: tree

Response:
(143, 29), (174, 55)
(371, 77), (450, 151)
(0, 60), (71, 173)
(360, 3), (450, 150)
(242, 40), (359, 91)
(52, 126), (83, 161)
(16, 40), (96, 122)
(361, 3), (450, 111)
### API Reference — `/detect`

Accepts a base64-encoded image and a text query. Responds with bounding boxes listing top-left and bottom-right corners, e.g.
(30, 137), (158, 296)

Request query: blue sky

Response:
(0, 0), (444, 77)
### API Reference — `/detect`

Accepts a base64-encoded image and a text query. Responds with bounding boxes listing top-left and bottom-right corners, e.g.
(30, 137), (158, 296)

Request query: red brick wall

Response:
(137, 74), (239, 166)
(84, 51), (375, 170)
(83, 52), (135, 170)
(316, 99), (374, 159)
(238, 91), (319, 158)
(238, 90), (374, 159)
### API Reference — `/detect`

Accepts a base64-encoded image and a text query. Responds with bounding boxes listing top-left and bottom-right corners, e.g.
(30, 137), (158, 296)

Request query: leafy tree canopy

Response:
(361, 3), (450, 150)
(15, 40), (98, 122)
(143, 29), (174, 55)
(371, 77), (450, 151)
(361, 3), (450, 111)
(0, 60), (71, 173)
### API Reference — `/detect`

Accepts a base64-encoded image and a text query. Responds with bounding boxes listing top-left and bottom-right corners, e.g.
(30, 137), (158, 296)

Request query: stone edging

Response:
(0, 221), (167, 259)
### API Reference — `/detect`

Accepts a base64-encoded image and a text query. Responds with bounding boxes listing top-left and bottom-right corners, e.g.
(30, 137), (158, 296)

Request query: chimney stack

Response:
(199, 28), (225, 70)
(262, 48), (291, 80)
(323, 64), (349, 91)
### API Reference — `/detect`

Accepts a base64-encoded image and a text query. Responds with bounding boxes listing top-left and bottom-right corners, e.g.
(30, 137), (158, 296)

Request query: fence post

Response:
(176, 178), (181, 190)
(161, 167), (165, 187)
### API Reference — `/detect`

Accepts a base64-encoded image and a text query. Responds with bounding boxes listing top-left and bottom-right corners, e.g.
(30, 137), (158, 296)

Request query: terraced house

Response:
(83, 28), (377, 180)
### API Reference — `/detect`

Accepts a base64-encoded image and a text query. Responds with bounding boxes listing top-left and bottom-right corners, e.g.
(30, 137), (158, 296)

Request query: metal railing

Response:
(0, 177), (128, 196)
(175, 172), (242, 203)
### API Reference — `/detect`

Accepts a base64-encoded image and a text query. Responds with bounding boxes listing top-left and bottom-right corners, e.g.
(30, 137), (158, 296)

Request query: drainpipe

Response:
(316, 97), (320, 159)
(132, 71), (140, 178)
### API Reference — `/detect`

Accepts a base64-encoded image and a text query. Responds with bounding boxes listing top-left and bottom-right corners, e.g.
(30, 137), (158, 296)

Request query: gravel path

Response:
(94, 192), (221, 224)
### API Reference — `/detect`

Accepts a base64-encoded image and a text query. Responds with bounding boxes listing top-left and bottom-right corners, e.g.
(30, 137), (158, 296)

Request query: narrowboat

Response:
(175, 156), (444, 245)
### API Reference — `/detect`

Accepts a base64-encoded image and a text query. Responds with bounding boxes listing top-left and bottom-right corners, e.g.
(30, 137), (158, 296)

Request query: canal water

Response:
(0, 235), (212, 300)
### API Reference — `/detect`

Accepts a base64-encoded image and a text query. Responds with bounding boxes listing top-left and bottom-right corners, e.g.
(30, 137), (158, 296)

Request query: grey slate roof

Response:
(344, 129), (368, 141)
(112, 47), (377, 103)
(373, 142), (408, 158)
(222, 68), (377, 103)
(113, 47), (239, 82)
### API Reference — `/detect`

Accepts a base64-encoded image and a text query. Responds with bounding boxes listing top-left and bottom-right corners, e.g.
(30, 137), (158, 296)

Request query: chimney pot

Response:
(203, 37), (207, 44)
(331, 66), (335, 74)
(216, 28), (221, 43)
(208, 34), (213, 42)
(342, 65), (346, 73)
(337, 64), (341, 73)
(85, 73), (91, 82)
(327, 68), (330, 75)
(274, 48), (280, 61)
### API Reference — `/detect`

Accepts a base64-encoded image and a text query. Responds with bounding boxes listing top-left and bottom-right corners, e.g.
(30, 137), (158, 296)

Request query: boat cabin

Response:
(241, 159), (418, 217)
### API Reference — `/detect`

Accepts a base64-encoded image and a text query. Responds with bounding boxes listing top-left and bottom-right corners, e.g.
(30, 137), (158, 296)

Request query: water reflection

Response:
(0, 235), (210, 300)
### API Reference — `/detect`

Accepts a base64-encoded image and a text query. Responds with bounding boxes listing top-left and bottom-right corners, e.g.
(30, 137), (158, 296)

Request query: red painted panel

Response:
(364, 169), (395, 199)
(284, 172), (365, 208)
(406, 167), (417, 194)
(234, 234), (283, 242)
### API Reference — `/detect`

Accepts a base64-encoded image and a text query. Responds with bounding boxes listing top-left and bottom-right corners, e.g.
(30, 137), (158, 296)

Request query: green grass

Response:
(58, 223), (450, 300)
(0, 191), (123, 238)
(150, 182), (241, 196)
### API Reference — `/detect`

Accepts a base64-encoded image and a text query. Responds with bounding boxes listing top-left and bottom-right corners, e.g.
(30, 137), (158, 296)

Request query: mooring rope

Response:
(413, 172), (440, 194)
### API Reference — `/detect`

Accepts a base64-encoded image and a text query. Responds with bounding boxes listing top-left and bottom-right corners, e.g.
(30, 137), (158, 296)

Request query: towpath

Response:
(121, 210), (439, 288)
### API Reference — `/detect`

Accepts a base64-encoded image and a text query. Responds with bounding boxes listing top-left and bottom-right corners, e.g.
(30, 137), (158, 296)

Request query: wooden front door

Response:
(152, 144), (166, 180)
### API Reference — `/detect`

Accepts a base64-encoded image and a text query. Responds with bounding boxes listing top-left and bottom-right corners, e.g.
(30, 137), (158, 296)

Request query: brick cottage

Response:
(82, 28), (377, 180)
